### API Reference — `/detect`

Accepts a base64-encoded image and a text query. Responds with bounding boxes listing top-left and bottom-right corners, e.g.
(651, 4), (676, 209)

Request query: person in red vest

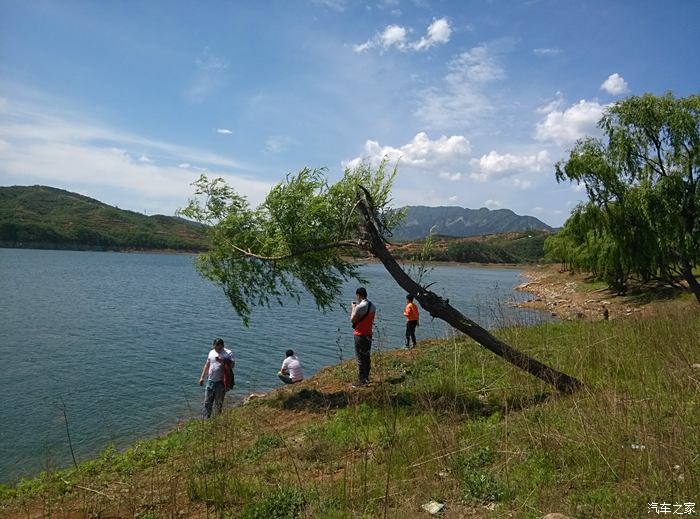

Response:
(350, 287), (376, 388)
(403, 294), (419, 348)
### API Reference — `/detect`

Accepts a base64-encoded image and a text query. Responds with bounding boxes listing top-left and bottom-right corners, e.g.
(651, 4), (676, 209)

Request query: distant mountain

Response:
(392, 205), (553, 240)
(0, 185), (208, 251)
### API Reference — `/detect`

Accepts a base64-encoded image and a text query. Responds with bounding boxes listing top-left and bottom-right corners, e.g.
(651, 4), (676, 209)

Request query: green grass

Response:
(1, 303), (698, 518)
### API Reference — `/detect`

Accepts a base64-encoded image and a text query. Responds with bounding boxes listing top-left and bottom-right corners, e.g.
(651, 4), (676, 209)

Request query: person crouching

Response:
(278, 349), (304, 384)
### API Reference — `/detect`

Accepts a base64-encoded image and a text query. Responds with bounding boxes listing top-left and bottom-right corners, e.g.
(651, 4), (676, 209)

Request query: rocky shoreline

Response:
(515, 265), (646, 321)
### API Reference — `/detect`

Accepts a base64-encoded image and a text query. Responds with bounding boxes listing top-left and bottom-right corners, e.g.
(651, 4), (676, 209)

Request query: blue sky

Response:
(1, 0), (698, 226)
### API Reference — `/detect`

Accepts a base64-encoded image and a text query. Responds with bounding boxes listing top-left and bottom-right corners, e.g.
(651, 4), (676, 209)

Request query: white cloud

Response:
(415, 44), (505, 129)
(484, 199), (503, 209)
(374, 0), (401, 14)
(186, 48), (230, 103)
(353, 40), (374, 53)
(381, 25), (408, 48)
(410, 18), (452, 51)
(311, 0), (346, 11)
(600, 73), (629, 95)
(344, 132), (471, 170)
(534, 99), (607, 145)
(439, 172), (463, 181)
(354, 24), (407, 52)
(446, 46), (505, 83)
(513, 178), (532, 190)
(0, 97), (271, 213)
(533, 47), (562, 56)
(265, 135), (294, 153)
(216, 128), (233, 134)
(469, 150), (550, 181)
(448, 195), (458, 202)
(178, 163), (207, 172)
(536, 92), (564, 114)
(353, 18), (451, 53)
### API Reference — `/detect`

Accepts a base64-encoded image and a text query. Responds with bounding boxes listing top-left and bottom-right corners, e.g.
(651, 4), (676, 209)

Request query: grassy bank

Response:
(1, 302), (698, 518)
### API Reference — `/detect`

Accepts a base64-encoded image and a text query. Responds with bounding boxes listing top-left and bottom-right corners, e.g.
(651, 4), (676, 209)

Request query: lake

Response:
(0, 248), (547, 484)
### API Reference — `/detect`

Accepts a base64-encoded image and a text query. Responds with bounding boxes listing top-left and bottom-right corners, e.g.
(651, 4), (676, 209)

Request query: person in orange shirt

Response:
(403, 294), (419, 348)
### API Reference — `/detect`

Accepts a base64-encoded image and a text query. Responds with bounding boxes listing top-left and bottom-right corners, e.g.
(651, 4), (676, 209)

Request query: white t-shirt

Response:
(281, 356), (303, 381)
(207, 348), (234, 382)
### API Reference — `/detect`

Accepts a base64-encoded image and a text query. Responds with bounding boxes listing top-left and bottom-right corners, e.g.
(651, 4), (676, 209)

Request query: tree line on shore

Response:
(544, 92), (700, 303)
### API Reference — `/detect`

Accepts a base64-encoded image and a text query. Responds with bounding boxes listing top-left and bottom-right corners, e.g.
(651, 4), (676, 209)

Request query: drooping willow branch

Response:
(221, 237), (363, 261)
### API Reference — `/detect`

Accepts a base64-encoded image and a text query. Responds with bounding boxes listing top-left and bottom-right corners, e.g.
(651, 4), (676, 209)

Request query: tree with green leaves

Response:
(179, 161), (582, 393)
(554, 93), (700, 301)
(544, 204), (632, 292)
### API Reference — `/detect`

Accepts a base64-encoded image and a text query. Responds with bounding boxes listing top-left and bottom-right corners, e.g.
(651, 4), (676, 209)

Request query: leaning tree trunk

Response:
(680, 259), (700, 304)
(357, 190), (584, 394)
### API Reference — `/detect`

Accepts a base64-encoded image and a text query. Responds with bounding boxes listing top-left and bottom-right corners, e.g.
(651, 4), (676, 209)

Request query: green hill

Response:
(0, 185), (208, 251)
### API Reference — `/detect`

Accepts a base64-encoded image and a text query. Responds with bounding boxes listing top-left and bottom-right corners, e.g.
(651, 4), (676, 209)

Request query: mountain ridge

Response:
(1, 186), (552, 256)
(392, 205), (553, 240)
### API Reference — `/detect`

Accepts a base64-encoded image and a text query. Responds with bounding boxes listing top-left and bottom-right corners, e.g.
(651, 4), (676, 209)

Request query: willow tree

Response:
(544, 203), (638, 293)
(180, 162), (582, 393)
(555, 93), (700, 302)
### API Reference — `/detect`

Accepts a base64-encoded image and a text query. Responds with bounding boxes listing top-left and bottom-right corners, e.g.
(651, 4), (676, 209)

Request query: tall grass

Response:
(1, 302), (698, 518)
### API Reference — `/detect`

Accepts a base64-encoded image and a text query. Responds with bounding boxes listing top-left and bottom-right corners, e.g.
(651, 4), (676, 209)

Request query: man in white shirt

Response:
(278, 349), (304, 384)
(199, 338), (235, 418)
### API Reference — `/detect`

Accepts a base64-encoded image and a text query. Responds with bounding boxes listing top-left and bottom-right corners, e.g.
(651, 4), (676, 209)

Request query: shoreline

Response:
(513, 264), (688, 322)
(0, 244), (205, 255)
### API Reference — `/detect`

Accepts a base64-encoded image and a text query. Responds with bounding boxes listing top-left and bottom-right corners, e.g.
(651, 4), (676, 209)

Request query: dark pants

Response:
(405, 320), (418, 347)
(354, 334), (372, 384)
(278, 373), (300, 384)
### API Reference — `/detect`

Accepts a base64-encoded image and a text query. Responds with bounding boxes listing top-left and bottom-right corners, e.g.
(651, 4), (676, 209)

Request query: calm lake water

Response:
(0, 248), (547, 484)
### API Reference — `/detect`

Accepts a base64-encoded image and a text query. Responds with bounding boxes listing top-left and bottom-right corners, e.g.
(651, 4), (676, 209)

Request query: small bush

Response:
(187, 473), (258, 505)
(240, 487), (306, 519)
(451, 447), (504, 504)
(239, 434), (282, 463)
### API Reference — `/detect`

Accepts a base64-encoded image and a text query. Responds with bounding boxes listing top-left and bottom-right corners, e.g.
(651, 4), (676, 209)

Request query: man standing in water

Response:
(403, 294), (419, 348)
(199, 338), (235, 418)
(350, 287), (376, 388)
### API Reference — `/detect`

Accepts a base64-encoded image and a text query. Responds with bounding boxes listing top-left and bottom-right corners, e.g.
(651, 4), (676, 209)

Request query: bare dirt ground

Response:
(515, 264), (692, 322)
